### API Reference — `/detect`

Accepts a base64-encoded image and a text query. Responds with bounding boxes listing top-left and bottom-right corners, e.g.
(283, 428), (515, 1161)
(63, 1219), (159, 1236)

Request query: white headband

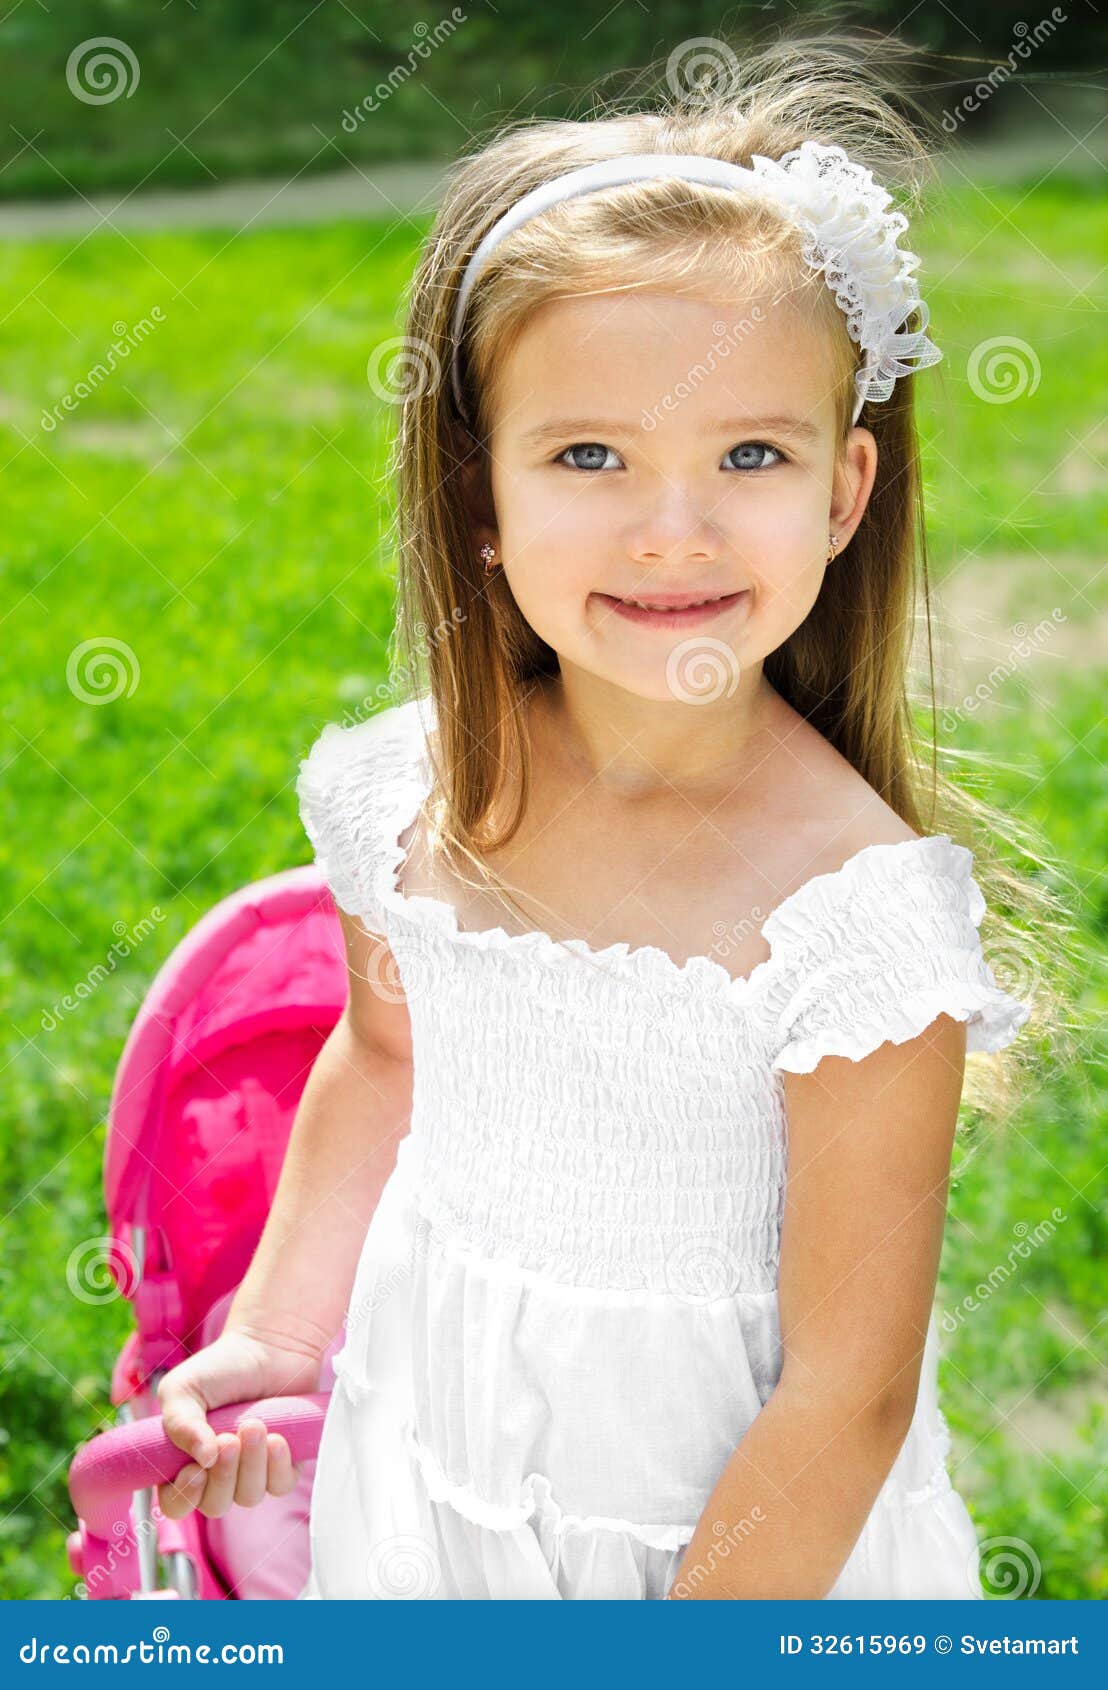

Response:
(449, 140), (942, 429)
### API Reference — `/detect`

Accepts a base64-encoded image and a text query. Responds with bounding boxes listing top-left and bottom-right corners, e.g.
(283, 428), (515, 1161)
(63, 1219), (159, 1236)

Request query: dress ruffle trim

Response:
(298, 699), (1031, 1077)
(762, 831), (981, 943)
(332, 1353), (963, 1559)
(403, 1419), (696, 1554)
(296, 700), (435, 930)
(367, 699), (767, 995)
(767, 833), (1032, 1072)
(304, 698), (1024, 1023)
(774, 977), (1032, 1075)
(296, 722), (370, 920)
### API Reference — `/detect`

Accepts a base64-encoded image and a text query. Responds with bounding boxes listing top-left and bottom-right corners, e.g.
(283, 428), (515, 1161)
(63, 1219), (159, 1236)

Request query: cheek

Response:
(736, 502), (829, 623)
(504, 488), (596, 585)
(742, 485), (827, 561)
(759, 574), (823, 632)
(738, 481), (817, 538)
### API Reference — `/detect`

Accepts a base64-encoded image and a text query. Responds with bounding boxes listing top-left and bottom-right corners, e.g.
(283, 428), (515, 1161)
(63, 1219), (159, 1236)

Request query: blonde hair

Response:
(382, 28), (1088, 1132)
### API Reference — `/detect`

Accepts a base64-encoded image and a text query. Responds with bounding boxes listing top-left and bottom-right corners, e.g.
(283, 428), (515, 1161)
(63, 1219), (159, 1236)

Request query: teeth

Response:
(625, 598), (716, 610)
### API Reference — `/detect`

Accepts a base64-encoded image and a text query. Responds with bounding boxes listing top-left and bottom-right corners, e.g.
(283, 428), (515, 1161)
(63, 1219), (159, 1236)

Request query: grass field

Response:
(1, 175), (1104, 1598)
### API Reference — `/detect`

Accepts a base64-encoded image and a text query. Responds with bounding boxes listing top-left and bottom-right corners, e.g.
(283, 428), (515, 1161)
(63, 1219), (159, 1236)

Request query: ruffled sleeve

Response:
(295, 697), (432, 932)
(764, 835), (1033, 1075)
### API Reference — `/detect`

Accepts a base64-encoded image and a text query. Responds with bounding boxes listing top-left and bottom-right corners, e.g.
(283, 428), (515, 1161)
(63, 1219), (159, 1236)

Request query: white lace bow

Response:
(748, 139), (942, 419)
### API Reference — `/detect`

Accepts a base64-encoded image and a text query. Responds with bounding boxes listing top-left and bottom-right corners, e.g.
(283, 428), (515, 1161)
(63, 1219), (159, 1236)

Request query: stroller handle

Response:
(70, 1393), (331, 1539)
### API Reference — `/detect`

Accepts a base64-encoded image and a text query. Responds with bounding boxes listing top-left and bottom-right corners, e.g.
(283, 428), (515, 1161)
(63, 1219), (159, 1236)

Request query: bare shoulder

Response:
(768, 693), (920, 876)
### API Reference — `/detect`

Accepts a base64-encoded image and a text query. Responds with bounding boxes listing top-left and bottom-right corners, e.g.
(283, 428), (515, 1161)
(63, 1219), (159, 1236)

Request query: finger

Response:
(197, 1432), (240, 1518)
(158, 1463), (206, 1521)
(265, 1432), (299, 1497)
(159, 1388), (219, 1472)
(233, 1418), (269, 1508)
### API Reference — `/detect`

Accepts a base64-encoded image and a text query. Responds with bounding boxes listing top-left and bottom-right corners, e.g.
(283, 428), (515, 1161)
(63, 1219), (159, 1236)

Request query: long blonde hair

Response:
(382, 29), (1087, 1129)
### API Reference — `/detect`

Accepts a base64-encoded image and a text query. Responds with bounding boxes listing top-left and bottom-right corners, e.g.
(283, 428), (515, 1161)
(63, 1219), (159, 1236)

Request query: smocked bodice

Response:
(297, 693), (1030, 1298)
(403, 910), (787, 1293)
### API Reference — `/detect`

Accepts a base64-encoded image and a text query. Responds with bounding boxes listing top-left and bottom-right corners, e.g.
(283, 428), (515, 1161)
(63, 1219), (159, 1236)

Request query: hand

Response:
(156, 1327), (322, 1520)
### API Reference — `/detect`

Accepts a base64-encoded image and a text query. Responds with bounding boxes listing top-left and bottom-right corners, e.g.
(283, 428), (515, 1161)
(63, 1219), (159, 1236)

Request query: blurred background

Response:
(1, 0), (1105, 1599)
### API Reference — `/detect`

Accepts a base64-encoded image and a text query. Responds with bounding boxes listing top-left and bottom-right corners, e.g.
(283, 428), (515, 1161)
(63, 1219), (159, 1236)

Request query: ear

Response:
(829, 426), (878, 551)
(458, 443), (499, 554)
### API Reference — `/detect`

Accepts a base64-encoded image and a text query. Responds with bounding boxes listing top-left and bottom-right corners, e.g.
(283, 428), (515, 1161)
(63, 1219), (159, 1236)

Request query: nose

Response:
(625, 490), (722, 566)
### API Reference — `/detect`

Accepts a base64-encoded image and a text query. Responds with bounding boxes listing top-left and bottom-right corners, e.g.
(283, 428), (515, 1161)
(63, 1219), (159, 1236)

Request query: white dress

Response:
(294, 694), (1031, 1601)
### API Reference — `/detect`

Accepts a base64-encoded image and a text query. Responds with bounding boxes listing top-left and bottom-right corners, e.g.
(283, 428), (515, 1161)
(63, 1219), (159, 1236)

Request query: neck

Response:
(531, 665), (780, 805)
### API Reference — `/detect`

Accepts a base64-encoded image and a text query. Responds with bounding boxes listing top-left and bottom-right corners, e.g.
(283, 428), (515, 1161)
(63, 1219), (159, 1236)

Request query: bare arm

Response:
(158, 910), (414, 1517)
(668, 1013), (968, 1599)
(225, 908), (414, 1359)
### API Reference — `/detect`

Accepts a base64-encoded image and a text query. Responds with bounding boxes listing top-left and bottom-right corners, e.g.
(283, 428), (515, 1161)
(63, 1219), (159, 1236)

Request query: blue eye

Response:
(558, 443), (619, 471)
(555, 440), (788, 472)
(723, 442), (786, 471)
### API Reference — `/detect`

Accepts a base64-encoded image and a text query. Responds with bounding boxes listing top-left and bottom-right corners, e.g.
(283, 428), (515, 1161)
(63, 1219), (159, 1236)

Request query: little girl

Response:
(157, 40), (1043, 1600)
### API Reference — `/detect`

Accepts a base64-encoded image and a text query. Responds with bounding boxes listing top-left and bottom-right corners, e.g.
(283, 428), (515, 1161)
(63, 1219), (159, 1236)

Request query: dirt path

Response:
(0, 160), (452, 239)
(917, 551), (1106, 709)
(1, 116), (1104, 239)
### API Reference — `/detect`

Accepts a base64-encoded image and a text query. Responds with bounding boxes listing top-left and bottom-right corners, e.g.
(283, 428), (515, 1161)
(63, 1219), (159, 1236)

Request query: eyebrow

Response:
(518, 414), (824, 446)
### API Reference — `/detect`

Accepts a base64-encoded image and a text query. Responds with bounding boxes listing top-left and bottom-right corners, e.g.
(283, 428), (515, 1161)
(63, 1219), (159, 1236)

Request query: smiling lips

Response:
(594, 588), (750, 627)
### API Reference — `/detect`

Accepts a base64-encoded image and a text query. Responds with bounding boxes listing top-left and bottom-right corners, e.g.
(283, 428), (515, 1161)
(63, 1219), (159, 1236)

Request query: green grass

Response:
(1, 178), (1104, 1598)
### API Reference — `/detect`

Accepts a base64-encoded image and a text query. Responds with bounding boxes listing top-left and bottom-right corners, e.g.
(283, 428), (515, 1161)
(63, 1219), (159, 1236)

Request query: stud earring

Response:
(827, 533), (840, 563)
(479, 542), (497, 572)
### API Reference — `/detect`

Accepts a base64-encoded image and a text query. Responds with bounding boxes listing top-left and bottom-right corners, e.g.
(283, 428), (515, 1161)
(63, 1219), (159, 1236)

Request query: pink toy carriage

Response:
(67, 865), (349, 1599)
